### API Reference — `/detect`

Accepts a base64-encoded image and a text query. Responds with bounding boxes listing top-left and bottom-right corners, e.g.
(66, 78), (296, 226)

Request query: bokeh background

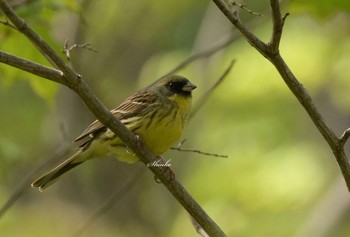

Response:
(1, 0), (350, 236)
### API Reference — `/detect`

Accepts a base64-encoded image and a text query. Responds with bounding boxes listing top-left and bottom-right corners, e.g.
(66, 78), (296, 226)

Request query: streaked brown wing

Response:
(74, 90), (157, 144)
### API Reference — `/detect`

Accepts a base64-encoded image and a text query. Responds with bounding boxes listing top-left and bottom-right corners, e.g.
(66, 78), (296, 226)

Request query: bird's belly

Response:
(99, 123), (182, 163)
(88, 133), (139, 163)
(141, 120), (183, 155)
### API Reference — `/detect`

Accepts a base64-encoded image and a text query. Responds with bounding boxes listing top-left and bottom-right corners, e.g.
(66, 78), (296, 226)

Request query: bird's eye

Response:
(168, 82), (183, 93)
(163, 77), (195, 96)
(168, 82), (174, 89)
(166, 80), (191, 94)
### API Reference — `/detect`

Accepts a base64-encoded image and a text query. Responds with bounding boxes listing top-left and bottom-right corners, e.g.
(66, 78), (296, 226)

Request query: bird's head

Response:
(153, 75), (197, 98)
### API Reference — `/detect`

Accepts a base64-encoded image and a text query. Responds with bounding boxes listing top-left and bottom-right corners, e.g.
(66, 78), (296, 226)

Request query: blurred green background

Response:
(1, 0), (350, 236)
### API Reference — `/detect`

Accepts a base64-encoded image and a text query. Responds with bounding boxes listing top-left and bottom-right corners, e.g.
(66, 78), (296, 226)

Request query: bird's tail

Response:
(31, 150), (85, 192)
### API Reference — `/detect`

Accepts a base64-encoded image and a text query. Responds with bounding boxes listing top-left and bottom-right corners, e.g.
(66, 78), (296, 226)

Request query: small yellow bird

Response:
(32, 75), (196, 191)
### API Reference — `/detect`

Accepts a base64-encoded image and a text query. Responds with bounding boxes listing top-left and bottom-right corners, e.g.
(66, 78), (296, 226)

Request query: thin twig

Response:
(163, 33), (238, 77)
(229, 1), (264, 16)
(162, 4), (268, 79)
(213, 0), (268, 57)
(190, 59), (235, 119)
(63, 40), (97, 62)
(340, 128), (350, 147)
(171, 139), (228, 158)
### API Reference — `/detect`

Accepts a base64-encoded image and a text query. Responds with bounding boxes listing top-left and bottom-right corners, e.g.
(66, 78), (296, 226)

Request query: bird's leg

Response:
(135, 135), (144, 149)
(125, 135), (143, 155)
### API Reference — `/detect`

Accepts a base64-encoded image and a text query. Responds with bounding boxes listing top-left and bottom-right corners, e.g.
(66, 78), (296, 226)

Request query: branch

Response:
(163, 33), (238, 77)
(0, 1), (226, 236)
(0, 50), (66, 85)
(162, 2), (268, 78)
(212, 0), (350, 190)
(171, 139), (228, 158)
(340, 128), (350, 147)
(190, 59), (235, 120)
(230, 1), (264, 17)
(268, 0), (288, 53)
(212, 0), (269, 57)
(63, 40), (97, 63)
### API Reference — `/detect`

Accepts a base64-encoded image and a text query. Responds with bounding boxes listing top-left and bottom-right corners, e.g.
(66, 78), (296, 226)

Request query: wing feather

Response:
(74, 90), (158, 144)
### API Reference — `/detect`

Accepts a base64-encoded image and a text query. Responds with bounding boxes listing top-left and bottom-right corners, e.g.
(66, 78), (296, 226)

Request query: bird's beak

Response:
(182, 82), (197, 92)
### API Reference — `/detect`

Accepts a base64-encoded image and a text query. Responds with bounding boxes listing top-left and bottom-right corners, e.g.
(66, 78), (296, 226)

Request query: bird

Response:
(31, 75), (196, 191)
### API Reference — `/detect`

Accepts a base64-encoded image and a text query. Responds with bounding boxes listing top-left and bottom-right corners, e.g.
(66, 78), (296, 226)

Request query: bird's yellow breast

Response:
(140, 94), (191, 155)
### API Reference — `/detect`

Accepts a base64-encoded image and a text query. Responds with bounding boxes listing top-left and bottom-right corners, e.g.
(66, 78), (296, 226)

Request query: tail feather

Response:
(31, 151), (84, 191)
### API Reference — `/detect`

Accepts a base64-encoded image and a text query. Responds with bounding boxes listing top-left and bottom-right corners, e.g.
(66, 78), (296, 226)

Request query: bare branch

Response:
(212, 0), (269, 57)
(212, 0), (350, 190)
(0, 50), (66, 84)
(163, 33), (238, 77)
(268, 0), (289, 53)
(230, 1), (264, 17)
(162, 5), (266, 79)
(63, 40), (97, 62)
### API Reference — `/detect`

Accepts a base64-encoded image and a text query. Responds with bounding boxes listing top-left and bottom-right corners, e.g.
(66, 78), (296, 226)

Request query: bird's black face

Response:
(165, 77), (197, 97)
